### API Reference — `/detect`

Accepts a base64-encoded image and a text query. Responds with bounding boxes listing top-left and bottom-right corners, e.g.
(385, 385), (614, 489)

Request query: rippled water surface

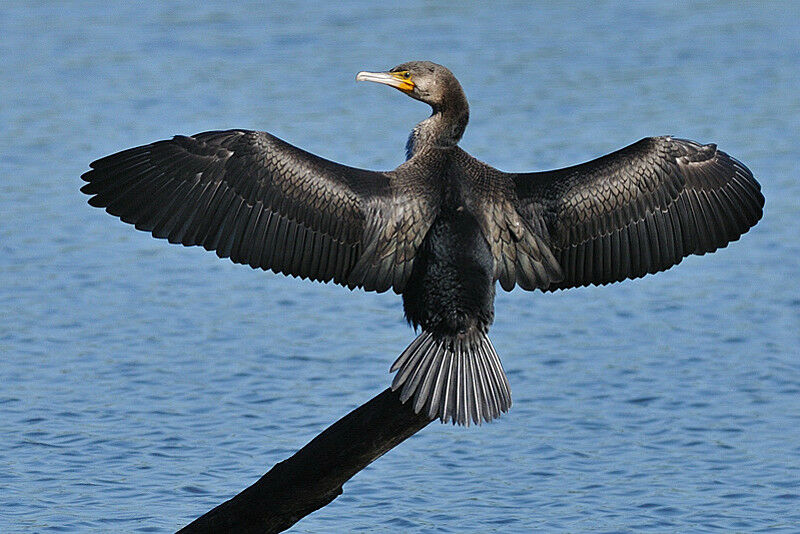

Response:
(2, 2), (799, 532)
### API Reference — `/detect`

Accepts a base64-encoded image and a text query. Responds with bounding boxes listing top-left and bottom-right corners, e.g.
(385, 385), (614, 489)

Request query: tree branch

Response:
(177, 387), (433, 533)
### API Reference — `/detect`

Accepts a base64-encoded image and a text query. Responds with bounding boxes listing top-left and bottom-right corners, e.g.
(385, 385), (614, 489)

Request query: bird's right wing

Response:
(509, 136), (764, 291)
(81, 129), (438, 293)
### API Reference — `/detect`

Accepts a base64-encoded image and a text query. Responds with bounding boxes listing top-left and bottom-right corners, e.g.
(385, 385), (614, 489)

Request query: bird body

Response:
(396, 152), (507, 424)
(82, 61), (764, 426)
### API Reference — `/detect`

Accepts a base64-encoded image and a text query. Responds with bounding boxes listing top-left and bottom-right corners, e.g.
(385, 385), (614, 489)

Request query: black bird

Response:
(81, 61), (764, 426)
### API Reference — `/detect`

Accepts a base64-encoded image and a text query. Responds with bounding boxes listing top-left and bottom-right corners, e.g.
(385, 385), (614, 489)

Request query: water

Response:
(1, 1), (799, 531)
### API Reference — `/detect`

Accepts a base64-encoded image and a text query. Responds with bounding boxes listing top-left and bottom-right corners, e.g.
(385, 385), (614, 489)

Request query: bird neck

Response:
(406, 94), (469, 159)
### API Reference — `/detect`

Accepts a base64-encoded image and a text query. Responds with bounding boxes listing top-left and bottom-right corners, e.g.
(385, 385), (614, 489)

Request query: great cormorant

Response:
(81, 61), (764, 426)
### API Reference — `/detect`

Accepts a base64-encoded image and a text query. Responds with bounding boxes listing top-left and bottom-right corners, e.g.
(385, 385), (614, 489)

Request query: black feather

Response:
(511, 136), (763, 290)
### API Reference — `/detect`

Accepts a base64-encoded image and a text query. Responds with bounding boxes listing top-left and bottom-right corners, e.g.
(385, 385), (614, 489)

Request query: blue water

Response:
(2, 1), (798, 532)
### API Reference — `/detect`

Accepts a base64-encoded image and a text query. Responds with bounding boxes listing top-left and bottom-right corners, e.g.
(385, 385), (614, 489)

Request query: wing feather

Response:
(511, 137), (764, 290)
(82, 129), (436, 293)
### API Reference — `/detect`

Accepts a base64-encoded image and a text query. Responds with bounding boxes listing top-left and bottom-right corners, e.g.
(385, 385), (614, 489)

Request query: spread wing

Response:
(510, 136), (764, 291)
(81, 129), (437, 293)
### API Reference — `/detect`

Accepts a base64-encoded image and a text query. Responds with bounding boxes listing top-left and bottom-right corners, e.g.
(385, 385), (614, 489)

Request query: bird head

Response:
(356, 61), (463, 111)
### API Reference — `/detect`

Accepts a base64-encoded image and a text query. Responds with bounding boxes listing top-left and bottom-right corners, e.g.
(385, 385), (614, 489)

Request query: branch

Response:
(177, 387), (433, 533)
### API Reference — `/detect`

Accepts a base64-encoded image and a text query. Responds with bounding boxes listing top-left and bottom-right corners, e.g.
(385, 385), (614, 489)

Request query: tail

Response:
(390, 330), (512, 425)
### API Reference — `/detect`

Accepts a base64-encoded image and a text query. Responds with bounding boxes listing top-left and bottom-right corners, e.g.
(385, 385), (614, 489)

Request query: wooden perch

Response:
(177, 387), (434, 533)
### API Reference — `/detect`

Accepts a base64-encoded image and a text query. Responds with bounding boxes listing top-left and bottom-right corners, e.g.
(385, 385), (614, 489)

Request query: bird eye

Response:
(403, 71), (411, 79)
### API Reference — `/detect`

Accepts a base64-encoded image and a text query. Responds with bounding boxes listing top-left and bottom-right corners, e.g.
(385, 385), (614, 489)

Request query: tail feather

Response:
(391, 330), (512, 425)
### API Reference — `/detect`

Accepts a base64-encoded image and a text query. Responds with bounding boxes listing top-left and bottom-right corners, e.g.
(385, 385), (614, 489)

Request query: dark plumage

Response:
(81, 61), (764, 426)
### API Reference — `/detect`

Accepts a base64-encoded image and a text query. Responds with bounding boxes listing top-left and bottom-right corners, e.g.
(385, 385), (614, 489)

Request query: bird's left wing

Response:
(81, 129), (437, 293)
(507, 136), (764, 291)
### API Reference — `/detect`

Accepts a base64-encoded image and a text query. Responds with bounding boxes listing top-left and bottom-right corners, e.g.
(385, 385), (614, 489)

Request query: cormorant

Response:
(81, 61), (764, 426)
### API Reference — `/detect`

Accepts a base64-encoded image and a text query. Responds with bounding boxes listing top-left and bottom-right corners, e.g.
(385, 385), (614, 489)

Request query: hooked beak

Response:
(355, 70), (415, 94)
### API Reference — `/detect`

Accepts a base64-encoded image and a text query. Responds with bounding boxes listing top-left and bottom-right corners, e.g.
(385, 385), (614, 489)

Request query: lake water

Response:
(2, 1), (799, 532)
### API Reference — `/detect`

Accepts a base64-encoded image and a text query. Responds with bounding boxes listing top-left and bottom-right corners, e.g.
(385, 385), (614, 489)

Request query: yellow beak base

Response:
(356, 71), (415, 94)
